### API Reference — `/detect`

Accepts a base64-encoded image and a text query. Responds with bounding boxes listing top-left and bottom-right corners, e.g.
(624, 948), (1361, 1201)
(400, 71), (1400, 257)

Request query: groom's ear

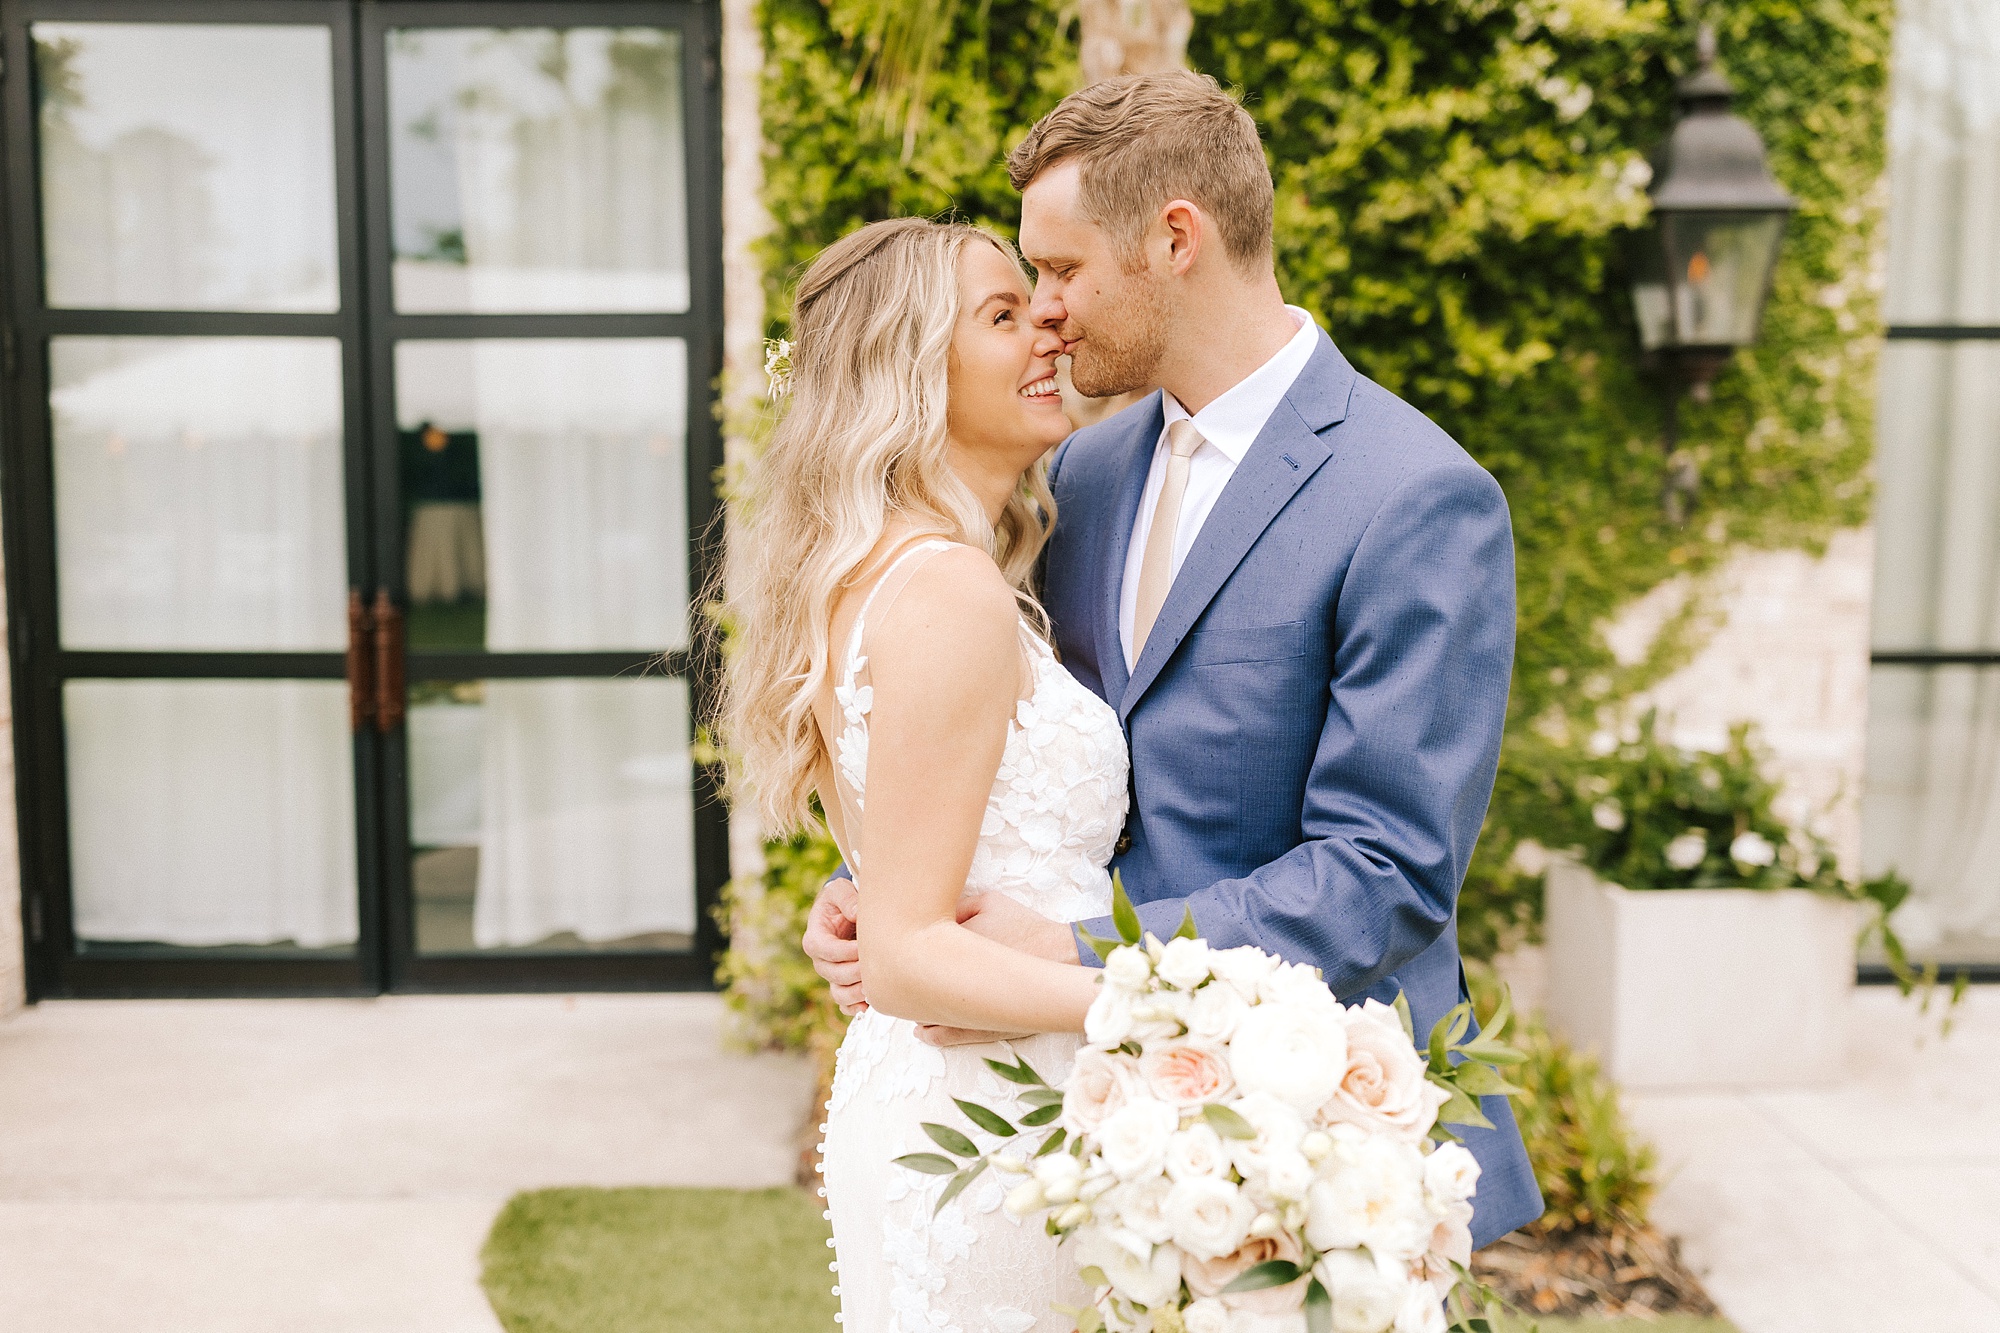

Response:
(1157, 199), (1204, 278)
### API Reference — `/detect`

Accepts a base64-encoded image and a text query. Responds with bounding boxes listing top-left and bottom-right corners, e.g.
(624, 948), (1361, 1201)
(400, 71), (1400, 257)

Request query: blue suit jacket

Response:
(1045, 329), (1543, 1246)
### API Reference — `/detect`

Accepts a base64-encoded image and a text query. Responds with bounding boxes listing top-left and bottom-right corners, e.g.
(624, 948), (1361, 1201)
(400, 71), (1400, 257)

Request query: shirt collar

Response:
(1160, 306), (1320, 464)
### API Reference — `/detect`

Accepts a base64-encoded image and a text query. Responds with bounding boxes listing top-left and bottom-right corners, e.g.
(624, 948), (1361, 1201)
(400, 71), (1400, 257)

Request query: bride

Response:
(723, 216), (1128, 1331)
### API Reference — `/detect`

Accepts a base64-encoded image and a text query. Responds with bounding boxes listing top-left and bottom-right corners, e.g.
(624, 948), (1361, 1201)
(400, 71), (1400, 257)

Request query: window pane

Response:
(52, 337), (348, 651)
(1862, 665), (2000, 965)
(1871, 341), (2000, 653)
(387, 27), (689, 313)
(394, 339), (688, 652)
(33, 23), (338, 312)
(66, 680), (357, 953)
(408, 678), (696, 954)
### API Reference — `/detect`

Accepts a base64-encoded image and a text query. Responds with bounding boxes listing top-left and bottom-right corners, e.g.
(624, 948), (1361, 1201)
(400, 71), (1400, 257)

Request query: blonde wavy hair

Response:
(722, 217), (1057, 833)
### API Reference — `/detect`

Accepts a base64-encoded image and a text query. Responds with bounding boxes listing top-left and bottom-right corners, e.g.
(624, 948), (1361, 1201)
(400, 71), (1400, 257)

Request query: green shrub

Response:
(713, 830), (850, 1069)
(1513, 1021), (1659, 1238)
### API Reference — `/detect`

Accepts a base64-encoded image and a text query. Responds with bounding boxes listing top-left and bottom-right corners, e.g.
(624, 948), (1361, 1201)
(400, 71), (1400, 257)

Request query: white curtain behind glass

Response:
(396, 339), (693, 946)
(1865, 0), (2000, 953)
(67, 681), (357, 947)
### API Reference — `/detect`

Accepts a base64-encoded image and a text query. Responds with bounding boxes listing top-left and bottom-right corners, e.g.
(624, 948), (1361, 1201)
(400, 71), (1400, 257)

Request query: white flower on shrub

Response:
(1097, 1097), (1180, 1181)
(1228, 1002), (1349, 1114)
(1591, 799), (1626, 831)
(1314, 1248), (1408, 1333)
(1664, 830), (1708, 871)
(1729, 831), (1777, 870)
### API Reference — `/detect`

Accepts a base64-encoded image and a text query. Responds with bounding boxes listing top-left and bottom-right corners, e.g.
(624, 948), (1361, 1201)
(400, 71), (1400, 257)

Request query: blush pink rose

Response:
(1318, 999), (1450, 1144)
(1142, 1040), (1236, 1109)
(1063, 1046), (1141, 1134)
(1182, 1228), (1308, 1316)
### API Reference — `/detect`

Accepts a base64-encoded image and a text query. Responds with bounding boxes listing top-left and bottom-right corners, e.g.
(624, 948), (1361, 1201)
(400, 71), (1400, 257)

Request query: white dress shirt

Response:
(1118, 307), (1320, 669)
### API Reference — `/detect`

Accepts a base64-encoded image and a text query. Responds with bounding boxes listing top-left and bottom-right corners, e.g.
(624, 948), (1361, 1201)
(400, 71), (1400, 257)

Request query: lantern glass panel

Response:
(1661, 211), (1786, 347)
(1629, 224), (1675, 351)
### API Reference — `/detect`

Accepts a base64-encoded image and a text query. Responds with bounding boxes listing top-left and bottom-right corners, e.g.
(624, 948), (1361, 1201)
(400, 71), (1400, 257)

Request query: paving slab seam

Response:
(1741, 1091), (2000, 1309)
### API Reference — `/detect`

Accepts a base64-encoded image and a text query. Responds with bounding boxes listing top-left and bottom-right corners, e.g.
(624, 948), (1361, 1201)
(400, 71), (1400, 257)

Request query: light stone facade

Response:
(0, 534), (22, 1018)
(1604, 527), (1876, 874)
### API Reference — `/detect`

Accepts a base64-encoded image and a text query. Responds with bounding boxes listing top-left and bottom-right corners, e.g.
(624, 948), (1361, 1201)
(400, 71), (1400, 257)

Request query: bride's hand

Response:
(802, 874), (869, 1015)
(955, 890), (1082, 966)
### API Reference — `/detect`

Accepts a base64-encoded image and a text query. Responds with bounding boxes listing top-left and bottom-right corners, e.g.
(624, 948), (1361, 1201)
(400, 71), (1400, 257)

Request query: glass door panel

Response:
(33, 22), (340, 312)
(393, 338), (689, 652)
(408, 677), (695, 954)
(65, 680), (357, 952)
(386, 26), (689, 313)
(52, 336), (348, 650)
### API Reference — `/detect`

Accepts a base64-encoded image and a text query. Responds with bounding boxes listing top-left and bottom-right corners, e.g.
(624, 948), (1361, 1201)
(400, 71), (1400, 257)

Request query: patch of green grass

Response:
(481, 1186), (839, 1333)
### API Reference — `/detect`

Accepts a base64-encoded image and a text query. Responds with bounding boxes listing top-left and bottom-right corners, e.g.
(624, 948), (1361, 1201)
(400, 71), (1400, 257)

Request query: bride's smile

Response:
(943, 239), (1072, 522)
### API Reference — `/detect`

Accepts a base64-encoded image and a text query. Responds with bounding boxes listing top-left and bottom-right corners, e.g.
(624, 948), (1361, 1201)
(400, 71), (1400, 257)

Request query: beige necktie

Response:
(1132, 419), (1205, 658)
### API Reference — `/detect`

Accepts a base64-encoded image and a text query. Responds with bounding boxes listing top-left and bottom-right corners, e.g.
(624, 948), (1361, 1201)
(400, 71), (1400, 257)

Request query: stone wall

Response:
(1604, 527), (1876, 874)
(0, 535), (23, 1017)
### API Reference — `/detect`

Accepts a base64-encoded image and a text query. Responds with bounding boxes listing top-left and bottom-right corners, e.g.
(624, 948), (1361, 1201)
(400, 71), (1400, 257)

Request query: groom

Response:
(803, 70), (1543, 1246)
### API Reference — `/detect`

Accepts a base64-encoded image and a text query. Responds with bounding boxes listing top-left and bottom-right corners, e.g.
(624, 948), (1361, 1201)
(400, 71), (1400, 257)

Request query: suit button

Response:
(1114, 832), (1133, 856)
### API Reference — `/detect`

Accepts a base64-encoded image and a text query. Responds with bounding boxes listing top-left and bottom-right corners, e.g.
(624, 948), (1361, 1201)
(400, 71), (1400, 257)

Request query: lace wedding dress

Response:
(819, 540), (1129, 1333)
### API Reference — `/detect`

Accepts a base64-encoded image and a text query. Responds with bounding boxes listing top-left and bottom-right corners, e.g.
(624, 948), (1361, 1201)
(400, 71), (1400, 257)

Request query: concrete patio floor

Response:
(0, 993), (814, 1333)
(1627, 985), (2000, 1333)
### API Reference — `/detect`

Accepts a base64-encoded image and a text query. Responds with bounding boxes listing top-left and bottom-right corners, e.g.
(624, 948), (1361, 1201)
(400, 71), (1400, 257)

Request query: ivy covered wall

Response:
(746, 0), (1888, 958)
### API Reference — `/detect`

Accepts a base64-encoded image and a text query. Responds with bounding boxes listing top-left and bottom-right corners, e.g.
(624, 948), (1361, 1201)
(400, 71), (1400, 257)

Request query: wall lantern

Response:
(1631, 26), (1795, 516)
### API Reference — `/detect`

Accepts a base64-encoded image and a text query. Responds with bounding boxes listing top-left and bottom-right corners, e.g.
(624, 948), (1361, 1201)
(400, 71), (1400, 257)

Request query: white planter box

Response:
(1544, 856), (1857, 1089)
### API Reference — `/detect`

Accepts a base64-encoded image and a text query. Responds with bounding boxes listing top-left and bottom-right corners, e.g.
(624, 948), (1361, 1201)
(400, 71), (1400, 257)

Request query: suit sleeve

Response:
(1074, 461), (1515, 996)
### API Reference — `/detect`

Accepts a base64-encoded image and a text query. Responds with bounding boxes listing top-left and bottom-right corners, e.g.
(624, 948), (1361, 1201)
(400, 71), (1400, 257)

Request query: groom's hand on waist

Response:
(803, 873), (868, 1015)
(955, 891), (1081, 966)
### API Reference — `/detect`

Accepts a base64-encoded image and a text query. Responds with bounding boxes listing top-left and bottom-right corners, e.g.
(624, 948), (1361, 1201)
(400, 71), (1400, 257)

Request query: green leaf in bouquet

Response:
(954, 1098), (1018, 1137)
(1111, 870), (1144, 944)
(1391, 991), (1416, 1042)
(894, 1152), (961, 1175)
(1074, 1301), (1106, 1333)
(1304, 1277), (1331, 1333)
(1079, 924), (1125, 964)
(1448, 1061), (1523, 1099)
(1434, 1085), (1495, 1132)
(1202, 1103), (1258, 1140)
(1018, 1087), (1066, 1109)
(1173, 906), (1200, 941)
(984, 1054), (1048, 1086)
(1033, 1128), (1068, 1157)
(933, 1157), (987, 1214)
(923, 1122), (981, 1157)
(1223, 1259), (1302, 1292)
(1077, 1266), (1109, 1289)
(1018, 1102), (1063, 1127)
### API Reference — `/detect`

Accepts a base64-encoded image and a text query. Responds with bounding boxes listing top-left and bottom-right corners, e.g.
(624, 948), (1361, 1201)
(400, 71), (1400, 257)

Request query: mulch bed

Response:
(1473, 1226), (1720, 1320)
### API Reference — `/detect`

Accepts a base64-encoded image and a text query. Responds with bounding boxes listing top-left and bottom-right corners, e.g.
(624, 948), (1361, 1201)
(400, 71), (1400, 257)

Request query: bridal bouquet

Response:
(897, 882), (1524, 1333)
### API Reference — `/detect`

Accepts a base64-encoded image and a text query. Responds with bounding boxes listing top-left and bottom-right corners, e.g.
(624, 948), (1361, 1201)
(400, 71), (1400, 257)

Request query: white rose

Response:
(1064, 1047), (1143, 1134)
(1034, 1151), (1084, 1202)
(1208, 945), (1282, 1000)
(1730, 830), (1777, 869)
(1098, 1097), (1181, 1181)
(1422, 1143), (1481, 1206)
(1305, 1136), (1432, 1261)
(1086, 985), (1140, 1047)
(1165, 1176), (1258, 1260)
(1318, 999), (1450, 1145)
(1226, 1091), (1308, 1182)
(1105, 944), (1154, 991)
(1228, 1002), (1349, 1115)
(1110, 1175), (1177, 1244)
(1183, 1297), (1233, 1333)
(1427, 1199), (1474, 1270)
(1080, 1230), (1182, 1309)
(1256, 962), (1342, 1014)
(1261, 1150), (1315, 1202)
(1187, 981), (1250, 1042)
(1315, 1249), (1407, 1333)
(1164, 1124), (1231, 1181)
(1394, 1278), (1448, 1333)
(1156, 936), (1214, 989)
(1664, 829), (1708, 871)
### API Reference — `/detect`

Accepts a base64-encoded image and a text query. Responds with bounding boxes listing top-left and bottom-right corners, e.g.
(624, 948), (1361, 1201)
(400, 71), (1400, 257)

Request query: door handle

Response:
(346, 589), (375, 732)
(372, 590), (405, 733)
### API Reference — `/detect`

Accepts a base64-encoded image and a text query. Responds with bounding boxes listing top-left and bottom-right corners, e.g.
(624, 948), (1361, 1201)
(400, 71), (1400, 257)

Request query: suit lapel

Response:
(1091, 393), (1162, 705)
(1117, 333), (1357, 721)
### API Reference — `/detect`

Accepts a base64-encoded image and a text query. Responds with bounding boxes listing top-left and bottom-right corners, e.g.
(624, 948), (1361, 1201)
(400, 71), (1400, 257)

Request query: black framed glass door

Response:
(0, 0), (725, 997)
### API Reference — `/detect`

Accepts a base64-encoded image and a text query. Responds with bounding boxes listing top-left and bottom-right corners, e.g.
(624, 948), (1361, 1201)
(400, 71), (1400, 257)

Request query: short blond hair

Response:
(1007, 70), (1273, 269)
